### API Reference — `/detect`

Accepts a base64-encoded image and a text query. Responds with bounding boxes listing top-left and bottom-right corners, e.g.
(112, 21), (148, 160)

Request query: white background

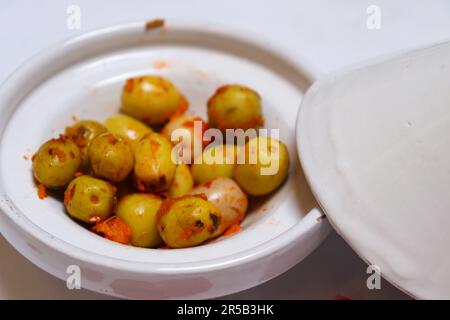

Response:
(1, 0), (449, 299)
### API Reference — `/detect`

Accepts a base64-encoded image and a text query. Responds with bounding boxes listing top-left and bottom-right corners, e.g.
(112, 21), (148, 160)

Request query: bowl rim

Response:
(0, 20), (329, 275)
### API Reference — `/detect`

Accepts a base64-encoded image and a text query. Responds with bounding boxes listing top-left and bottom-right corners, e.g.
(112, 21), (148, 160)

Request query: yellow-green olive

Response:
(104, 114), (153, 150)
(64, 175), (116, 223)
(121, 75), (186, 125)
(207, 84), (264, 130)
(156, 195), (221, 248)
(32, 136), (81, 188)
(161, 114), (207, 163)
(234, 136), (289, 196)
(133, 132), (176, 192)
(169, 163), (194, 198)
(191, 144), (237, 184)
(88, 132), (134, 182)
(65, 120), (107, 168)
(115, 193), (163, 248)
(190, 177), (247, 237)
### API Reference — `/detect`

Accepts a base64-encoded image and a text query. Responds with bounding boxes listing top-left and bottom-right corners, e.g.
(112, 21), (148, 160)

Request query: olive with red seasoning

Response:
(207, 84), (264, 130)
(121, 76), (186, 125)
(64, 175), (116, 224)
(88, 132), (134, 182)
(32, 136), (81, 188)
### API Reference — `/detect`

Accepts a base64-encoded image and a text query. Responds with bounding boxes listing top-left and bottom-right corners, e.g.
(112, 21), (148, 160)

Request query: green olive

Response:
(104, 114), (153, 150)
(191, 144), (237, 184)
(65, 120), (107, 168)
(169, 163), (194, 198)
(133, 132), (176, 192)
(207, 84), (264, 130)
(115, 193), (163, 248)
(64, 175), (116, 223)
(161, 114), (207, 163)
(156, 195), (221, 248)
(234, 136), (289, 196)
(121, 76), (185, 125)
(88, 132), (134, 182)
(32, 136), (81, 188)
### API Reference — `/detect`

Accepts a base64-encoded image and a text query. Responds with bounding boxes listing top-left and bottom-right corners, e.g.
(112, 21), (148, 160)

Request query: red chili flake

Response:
(203, 180), (213, 189)
(49, 148), (66, 162)
(107, 133), (119, 145)
(64, 126), (75, 137)
(90, 195), (99, 204)
(74, 171), (84, 177)
(180, 228), (195, 240)
(252, 115), (265, 128)
(74, 137), (86, 148)
(124, 78), (134, 93)
(91, 216), (132, 245)
(145, 19), (165, 30)
(216, 85), (230, 95)
(181, 221), (206, 239)
(64, 184), (76, 205)
(196, 193), (208, 201)
(58, 134), (71, 143)
(153, 60), (169, 69)
(135, 179), (146, 192)
(224, 224), (241, 237)
(181, 120), (195, 127)
(37, 184), (48, 200)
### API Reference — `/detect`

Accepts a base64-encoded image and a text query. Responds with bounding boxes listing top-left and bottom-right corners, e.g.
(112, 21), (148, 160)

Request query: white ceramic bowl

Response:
(0, 21), (329, 299)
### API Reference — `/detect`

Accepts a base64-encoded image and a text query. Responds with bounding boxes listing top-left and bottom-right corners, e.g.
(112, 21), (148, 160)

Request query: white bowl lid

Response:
(297, 41), (450, 299)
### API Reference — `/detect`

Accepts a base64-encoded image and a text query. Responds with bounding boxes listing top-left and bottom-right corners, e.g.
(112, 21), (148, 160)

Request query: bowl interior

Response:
(0, 22), (318, 264)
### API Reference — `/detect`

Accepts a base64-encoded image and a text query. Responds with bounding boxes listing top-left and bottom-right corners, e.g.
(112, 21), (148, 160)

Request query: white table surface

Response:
(1, 0), (449, 300)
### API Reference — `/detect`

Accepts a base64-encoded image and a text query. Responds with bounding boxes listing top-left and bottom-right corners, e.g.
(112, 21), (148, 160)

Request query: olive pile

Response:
(32, 75), (290, 249)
